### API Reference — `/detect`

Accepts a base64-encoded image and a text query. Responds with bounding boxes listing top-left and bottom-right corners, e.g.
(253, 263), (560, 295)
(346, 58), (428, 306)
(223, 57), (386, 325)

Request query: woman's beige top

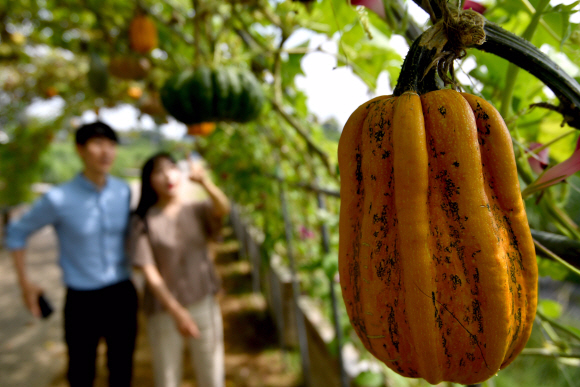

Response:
(129, 200), (222, 316)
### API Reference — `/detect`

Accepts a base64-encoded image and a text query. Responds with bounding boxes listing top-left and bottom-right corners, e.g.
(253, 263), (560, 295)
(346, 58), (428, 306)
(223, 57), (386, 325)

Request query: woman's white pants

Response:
(146, 295), (225, 387)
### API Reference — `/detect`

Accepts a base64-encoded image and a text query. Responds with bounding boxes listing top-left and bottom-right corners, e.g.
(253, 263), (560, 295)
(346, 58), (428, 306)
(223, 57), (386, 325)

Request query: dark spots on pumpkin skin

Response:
(407, 369), (419, 377)
(387, 306), (400, 351)
(439, 106), (447, 117)
(473, 267), (480, 284)
(453, 161), (460, 167)
(382, 150), (391, 159)
(441, 333), (451, 361)
(459, 358), (465, 367)
(450, 274), (462, 290)
(508, 252), (517, 284)
(504, 215), (525, 271)
(466, 352), (476, 362)
(374, 129), (385, 144)
(472, 299), (484, 334)
(457, 246), (470, 284)
(509, 308), (522, 348)
(378, 114), (386, 129)
(371, 174), (377, 181)
(355, 152), (363, 193)
(351, 259), (361, 303)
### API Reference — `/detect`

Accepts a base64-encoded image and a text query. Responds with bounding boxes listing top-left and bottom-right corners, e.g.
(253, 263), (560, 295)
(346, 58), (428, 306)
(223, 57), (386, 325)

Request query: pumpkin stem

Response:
(393, 9), (486, 96)
(392, 34), (442, 96)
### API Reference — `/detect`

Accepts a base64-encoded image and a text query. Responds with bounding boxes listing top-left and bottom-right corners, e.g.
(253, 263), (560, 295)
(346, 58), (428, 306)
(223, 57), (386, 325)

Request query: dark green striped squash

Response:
(160, 66), (264, 125)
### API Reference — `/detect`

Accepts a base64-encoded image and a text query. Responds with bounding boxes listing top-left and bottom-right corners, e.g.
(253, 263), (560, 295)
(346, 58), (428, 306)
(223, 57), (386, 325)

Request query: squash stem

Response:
(392, 30), (442, 96)
(407, 0), (580, 129)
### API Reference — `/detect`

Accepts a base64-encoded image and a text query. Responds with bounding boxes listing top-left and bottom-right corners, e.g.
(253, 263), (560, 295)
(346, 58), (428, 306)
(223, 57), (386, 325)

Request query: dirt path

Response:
(0, 226), (67, 387)
(48, 234), (301, 387)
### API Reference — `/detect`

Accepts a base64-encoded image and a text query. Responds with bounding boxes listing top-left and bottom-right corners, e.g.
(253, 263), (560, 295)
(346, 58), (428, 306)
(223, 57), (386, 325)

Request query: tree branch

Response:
(145, 3), (194, 45)
(270, 98), (334, 176)
(521, 348), (580, 358)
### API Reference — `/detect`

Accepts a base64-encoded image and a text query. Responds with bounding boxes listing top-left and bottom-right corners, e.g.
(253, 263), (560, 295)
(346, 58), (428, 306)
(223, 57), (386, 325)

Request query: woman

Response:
(129, 152), (230, 387)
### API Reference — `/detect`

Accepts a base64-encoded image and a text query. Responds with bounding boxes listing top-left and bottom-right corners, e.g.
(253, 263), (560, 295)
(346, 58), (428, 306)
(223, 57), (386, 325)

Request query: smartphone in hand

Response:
(38, 294), (53, 319)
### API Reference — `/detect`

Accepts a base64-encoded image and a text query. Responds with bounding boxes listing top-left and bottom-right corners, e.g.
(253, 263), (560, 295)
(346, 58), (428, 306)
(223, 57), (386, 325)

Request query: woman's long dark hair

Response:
(134, 152), (177, 225)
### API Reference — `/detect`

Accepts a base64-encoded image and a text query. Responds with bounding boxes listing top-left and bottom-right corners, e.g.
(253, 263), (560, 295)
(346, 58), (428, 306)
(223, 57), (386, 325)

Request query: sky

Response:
(24, 0), (579, 139)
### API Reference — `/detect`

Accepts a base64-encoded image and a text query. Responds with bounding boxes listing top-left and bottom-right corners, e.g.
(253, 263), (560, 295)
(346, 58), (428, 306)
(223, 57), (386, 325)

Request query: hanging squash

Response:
(338, 12), (537, 386)
(45, 86), (58, 98)
(160, 66), (264, 125)
(87, 52), (108, 94)
(129, 14), (158, 54)
(127, 86), (143, 99)
(187, 122), (216, 136)
(109, 56), (151, 80)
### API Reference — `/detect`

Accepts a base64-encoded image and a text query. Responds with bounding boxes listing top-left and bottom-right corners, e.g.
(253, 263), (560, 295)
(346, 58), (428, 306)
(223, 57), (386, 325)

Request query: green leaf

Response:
(353, 371), (385, 387)
(566, 325), (580, 339)
(321, 252), (338, 280)
(537, 255), (571, 281)
(538, 299), (563, 319)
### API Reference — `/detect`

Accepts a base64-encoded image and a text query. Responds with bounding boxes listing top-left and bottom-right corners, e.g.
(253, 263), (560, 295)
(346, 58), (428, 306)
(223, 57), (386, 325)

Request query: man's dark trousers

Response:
(64, 279), (138, 387)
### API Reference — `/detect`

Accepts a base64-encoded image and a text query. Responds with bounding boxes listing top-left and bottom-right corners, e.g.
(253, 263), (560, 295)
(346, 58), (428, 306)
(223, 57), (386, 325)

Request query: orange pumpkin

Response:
(338, 20), (537, 386)
(129, 14), (158, 54)
(127, 86), (143, 99)
(187, 122), (216, 136)
(45, 86), (58, 98)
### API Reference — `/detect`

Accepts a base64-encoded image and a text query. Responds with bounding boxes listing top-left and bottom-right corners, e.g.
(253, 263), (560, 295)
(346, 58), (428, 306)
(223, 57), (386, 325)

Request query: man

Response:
(5, 122), (137, 387)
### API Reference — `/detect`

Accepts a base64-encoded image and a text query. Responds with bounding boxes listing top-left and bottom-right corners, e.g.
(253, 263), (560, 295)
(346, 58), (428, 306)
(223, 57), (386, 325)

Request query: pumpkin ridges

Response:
(358, 98), (409, 367)
(420, 89), (511, 383)
(392, 92), (443, 384)
(339, 90), (536, 385)
(460, 93), (537, 369)
(338, 95), (391, 358)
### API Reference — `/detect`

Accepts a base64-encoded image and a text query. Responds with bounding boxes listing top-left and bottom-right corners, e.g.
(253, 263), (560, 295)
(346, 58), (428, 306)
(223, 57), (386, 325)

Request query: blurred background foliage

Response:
(1, 0), (580, 386)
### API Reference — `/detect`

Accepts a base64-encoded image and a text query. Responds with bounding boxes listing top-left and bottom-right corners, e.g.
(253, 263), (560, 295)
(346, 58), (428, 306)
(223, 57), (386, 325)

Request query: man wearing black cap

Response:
(5, 122), (137, 387)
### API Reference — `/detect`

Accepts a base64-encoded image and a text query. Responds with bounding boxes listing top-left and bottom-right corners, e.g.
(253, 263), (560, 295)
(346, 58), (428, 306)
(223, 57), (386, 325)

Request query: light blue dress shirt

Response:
(5, 173), (132, 290)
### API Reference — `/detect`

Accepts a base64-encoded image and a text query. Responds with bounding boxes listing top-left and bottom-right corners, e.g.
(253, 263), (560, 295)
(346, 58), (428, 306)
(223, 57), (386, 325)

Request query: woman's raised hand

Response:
(188, 157), (207, 185)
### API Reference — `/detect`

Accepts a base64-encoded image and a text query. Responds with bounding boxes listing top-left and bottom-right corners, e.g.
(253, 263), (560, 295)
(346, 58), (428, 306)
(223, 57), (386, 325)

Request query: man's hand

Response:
(21, 282), (43, 317)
